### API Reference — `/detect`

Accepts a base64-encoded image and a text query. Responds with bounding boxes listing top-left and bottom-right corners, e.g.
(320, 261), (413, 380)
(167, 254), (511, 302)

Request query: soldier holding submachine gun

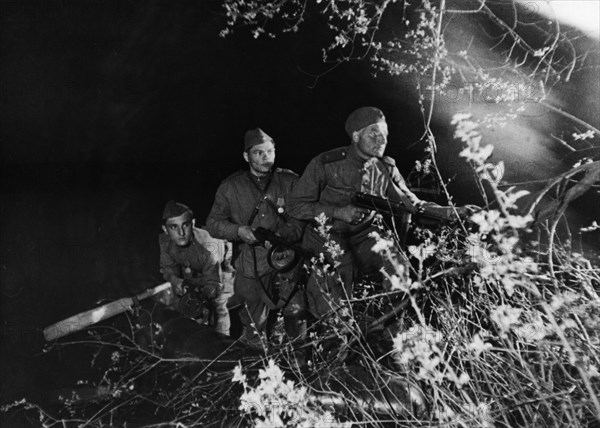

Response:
(286, 106), (472, 319)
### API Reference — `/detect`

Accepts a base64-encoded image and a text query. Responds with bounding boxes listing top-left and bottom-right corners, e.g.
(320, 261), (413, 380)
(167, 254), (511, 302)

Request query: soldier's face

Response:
(162, 212), (194, 247)
(354, 121), (389, 159)
(244, 141), (276, 174)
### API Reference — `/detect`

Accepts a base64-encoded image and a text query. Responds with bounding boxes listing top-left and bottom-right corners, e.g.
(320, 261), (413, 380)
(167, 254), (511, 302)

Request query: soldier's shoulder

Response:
(158, 233), (170, 249)
(194, 227), (224, 257)
(194, 226), (223, 244)
(193, 227), (211, 242)
(318, 147), (349, 164)
(381, 155), (397, 167)
(274, 167), (299, 178)
(220, 170), (246, 185)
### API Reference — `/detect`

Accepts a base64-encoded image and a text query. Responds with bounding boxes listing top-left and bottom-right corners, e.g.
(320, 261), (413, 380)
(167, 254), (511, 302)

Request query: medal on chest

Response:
(277, 197), (285, 214)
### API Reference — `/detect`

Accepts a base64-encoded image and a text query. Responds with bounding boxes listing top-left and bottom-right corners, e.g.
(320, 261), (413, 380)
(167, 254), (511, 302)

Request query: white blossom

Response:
(491, 305), (522, 335)
(468, 333), (493, 357)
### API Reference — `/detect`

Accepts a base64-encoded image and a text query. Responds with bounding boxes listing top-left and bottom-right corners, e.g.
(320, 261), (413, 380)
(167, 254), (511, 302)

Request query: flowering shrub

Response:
(365, 114), (600, 426)
(229, 117), (598, 426)
(4, 113), (597, 427)
(233, 359), (350, 428)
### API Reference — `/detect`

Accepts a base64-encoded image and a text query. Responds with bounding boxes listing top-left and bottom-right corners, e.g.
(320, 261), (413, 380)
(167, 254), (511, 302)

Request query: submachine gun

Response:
(177, 275), (226, 319)
(252, 227), (314, 273)
(251, 196), (476, 271)
(351, 191), (475, 225)
(177, 282), (209, 319)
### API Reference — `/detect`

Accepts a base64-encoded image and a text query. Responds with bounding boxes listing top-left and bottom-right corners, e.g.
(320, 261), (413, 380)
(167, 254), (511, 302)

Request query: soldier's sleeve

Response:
(159, 235), (183, 284)
(387, 165), (423, 206)
(200, 250), (222, 290)
(206, 181), (241, 241)
(287, 157), (337, 221)
(192, 228), (226, 289)
(285, 217), (307, 243)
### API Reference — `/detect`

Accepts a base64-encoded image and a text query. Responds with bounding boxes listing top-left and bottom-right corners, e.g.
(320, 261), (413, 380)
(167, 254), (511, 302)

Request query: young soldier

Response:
(159, 200), (232, 336)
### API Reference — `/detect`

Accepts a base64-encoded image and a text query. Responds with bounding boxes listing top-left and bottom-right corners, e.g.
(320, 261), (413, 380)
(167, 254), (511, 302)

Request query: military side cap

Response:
(344, 106), (386, 137)
(162, 200), (193, 220)
(244, 128), (273, 151)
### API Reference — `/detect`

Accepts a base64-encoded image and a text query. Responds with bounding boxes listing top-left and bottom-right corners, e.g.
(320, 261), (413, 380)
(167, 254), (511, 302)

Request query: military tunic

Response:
(288, 144), (420, 227)
(159, 228), (222, 285)
(206, 168), (302, 341)
(159, 227), (231, 334)
(287, 144), (421, 317)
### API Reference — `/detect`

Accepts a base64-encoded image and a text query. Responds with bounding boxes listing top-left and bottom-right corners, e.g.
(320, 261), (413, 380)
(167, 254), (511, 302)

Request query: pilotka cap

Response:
(162, 200), (193, 220)
(344, 106), (386, 137)
(244, 128), (273, 151)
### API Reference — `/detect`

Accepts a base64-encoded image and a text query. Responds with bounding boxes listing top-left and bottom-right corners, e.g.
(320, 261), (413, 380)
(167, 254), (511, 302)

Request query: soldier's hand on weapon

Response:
(334, 205), (371, 224)
(172, 278), (185, 297)
(453, 206), (469, 219)
(455, 205), (480, 219)
(201, 283), (219, 299)
(238, 225), (258, 244)
(180, 279), (197, 296)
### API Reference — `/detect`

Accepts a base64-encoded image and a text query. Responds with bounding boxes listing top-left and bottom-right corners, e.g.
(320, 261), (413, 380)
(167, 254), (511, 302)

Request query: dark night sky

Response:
(1, 0), (598, 407)
(0, 0), (431, 403)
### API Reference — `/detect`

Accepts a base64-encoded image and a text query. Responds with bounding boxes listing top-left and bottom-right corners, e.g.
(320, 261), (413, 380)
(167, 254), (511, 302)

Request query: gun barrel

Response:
(352, 192), (460, 223)
(43, 282), (171, 341)
(351, 193), (410, 215)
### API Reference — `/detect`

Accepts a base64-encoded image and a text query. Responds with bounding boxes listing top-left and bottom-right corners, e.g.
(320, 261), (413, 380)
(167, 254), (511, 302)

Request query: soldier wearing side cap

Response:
(287, 106), (466, 318)
(206, 128), (305, 347)
(159, 200), (233, 336)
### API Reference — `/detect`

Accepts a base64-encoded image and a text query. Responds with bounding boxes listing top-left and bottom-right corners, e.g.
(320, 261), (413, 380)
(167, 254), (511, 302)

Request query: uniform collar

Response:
(248, 170), (272, 182)
(348, 143), (379, 164)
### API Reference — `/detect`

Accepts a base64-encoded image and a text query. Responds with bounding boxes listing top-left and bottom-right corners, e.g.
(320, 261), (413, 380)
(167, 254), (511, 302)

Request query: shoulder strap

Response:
(320, 147), (348, 164)
(246, 172), (274, 226)
(375, 158), (416, 212)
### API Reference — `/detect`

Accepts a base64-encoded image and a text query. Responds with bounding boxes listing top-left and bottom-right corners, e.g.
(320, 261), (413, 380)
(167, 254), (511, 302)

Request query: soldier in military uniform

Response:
(288, 106), (463, 318)
(206, 128), (304, 347)
(159, 200), (232, 336)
